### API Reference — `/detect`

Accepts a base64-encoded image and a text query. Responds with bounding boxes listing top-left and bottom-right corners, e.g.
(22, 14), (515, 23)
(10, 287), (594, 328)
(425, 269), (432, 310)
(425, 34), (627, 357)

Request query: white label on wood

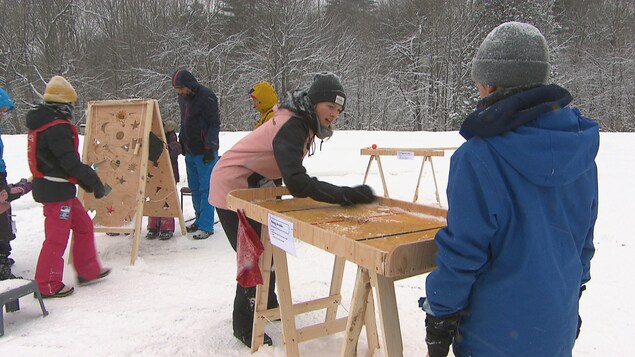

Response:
(268, 213), (296, 256)
(396, 151), (415, 160)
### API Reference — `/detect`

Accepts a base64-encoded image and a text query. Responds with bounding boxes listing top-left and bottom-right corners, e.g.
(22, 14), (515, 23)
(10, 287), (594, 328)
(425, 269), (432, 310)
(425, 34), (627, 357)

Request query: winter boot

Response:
(192, 230), (213, 239)
(186, 223), (199, 233)
(0, 255), (16, 280)
(146, 229), (159, 239)
(233, 331), (273, 348)
(77, 268), (112, 286)
(41, 284), (74, 298)
(158, 230), (173, 240)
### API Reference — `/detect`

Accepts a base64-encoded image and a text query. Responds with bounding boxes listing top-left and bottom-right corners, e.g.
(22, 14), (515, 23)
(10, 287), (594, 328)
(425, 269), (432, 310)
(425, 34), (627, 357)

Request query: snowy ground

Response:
(0, 130), (633, 356)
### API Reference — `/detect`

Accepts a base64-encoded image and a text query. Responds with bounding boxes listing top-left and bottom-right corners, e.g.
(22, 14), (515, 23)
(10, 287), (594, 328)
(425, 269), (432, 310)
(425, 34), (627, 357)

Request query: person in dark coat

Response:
(26, 76), (111, 298)
(420, 22), (599, 357)
(172, 69), (220, 239)
(146, 119), (181, 240)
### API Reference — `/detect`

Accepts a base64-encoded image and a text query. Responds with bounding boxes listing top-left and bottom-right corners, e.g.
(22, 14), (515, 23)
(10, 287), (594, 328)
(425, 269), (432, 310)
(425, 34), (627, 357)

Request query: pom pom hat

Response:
(471, 22), (550, 88)
(43, 76), (78, 104)
(163, 119), (178, 133)
(307, 72), (346, 111)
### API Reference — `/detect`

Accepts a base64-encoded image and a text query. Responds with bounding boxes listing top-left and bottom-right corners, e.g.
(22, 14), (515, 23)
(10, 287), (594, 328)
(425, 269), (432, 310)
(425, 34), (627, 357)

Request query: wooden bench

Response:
(227, 187), (447, 356)
(0, 279), (49, 336)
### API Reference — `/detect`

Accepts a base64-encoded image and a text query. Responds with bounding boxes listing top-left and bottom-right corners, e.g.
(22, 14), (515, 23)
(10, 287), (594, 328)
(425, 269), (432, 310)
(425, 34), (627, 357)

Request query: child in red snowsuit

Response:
(26, 76), (110, 298)
(146, 120), (181, 240)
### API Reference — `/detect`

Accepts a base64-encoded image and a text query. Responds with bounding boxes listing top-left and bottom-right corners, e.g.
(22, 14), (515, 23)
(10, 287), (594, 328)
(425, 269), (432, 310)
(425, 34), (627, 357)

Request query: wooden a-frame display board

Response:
(79, 99), (186, 265)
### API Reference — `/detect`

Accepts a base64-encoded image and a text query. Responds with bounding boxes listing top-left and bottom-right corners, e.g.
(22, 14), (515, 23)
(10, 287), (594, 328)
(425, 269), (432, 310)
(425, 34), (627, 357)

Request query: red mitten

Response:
(236, 209), (265, 287)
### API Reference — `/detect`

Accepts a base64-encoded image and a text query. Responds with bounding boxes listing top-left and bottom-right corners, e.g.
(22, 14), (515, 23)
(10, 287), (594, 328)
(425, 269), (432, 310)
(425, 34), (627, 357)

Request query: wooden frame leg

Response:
(251, 228), (275, 352)
(413, 156), (428, 202)
(325, 256), (346, 322)
(428, 157), (441, 206)
(272, 245), (300, 357)
(369, 271), (403, 357)
(341, 267), (372, 357)
(362, 156), (374, 184)
(364, 289), (380, 356)
(375, 156), (389, 198)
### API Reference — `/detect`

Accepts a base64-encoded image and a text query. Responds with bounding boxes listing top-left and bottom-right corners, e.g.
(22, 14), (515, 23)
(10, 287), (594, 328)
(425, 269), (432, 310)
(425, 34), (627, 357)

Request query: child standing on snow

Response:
(145, 119), (181, 240)
(26, 76), (111, 298)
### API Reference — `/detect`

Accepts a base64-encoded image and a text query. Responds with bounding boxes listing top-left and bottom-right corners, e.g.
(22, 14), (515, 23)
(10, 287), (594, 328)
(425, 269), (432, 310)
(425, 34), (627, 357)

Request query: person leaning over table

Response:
(209, 72), (376, 348)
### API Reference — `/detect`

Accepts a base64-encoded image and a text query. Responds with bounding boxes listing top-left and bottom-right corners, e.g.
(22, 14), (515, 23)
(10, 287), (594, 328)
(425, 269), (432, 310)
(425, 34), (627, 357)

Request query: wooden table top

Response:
(227, 187), (446, 278)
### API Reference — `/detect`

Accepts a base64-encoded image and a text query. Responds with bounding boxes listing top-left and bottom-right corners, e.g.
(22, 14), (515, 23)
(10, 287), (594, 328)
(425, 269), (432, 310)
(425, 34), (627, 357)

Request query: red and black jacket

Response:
(26, 104), (103, 203)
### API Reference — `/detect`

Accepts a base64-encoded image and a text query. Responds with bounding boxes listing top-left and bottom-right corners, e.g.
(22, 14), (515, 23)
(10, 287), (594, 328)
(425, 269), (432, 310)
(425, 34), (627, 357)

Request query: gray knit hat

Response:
(471, 22), (550, 88)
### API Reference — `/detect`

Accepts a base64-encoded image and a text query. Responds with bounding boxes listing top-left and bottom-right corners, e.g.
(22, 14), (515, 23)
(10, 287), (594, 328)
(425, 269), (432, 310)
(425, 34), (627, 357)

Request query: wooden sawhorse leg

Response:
(341, 266), (380, 357)
(413, 156), (442, 206)
(363, 155), (389, 198)
(252, 232), (379, 356)
(369, 271), (403, 357)
(251, 228), (301, 356)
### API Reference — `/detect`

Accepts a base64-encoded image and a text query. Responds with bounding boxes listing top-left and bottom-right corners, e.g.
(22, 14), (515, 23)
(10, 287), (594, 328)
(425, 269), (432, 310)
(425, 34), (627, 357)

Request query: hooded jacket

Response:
(172, 69), (220, 155)
(425, 84), (599, 356)
(251, 82), (278, 129)
(26, 104), (104, 203)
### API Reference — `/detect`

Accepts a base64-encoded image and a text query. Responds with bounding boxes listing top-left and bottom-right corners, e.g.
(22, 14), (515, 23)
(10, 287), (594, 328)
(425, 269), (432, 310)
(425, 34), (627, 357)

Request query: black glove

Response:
(577, 285), (586, 339)
(425, 312), (461, 357)
(203, 148), (215, 164)
(341, 185), (375, 206)
(93, 181), (106, 199)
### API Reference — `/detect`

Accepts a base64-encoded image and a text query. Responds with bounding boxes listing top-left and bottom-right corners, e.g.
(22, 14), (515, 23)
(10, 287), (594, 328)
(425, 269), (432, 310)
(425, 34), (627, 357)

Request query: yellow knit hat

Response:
(43, 76), (78, 104)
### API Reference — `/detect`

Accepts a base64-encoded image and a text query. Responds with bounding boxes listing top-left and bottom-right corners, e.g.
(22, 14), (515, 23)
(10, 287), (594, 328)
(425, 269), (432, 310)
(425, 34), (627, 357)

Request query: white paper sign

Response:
(396, 151), (415, 160)
(268, 213), (296, 256)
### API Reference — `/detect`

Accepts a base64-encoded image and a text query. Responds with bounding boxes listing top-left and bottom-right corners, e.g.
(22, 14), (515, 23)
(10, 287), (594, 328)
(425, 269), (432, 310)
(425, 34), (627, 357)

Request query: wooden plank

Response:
(296, 317), (348, 342)
(364, 288), (380, 356)
(360, 147), (445, 156)
(325, 257), (346, 322)
(272, 246), (300, 357)
(370, 272), (403, 357)
(341, 267), (372, 357)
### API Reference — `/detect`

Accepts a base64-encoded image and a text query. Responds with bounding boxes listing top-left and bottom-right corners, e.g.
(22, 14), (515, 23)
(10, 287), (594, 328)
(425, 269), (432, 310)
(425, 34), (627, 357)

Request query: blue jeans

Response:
(185, 152), (218, 232)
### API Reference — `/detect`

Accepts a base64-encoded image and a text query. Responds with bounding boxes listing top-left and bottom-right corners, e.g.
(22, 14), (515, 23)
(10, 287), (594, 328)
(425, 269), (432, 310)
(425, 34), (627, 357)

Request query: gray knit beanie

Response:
(471, 22), (550, 88)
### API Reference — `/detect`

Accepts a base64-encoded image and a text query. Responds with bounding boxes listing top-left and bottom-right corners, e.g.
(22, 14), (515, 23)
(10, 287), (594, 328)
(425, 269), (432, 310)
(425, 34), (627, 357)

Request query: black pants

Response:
(0, 173), (15, 279)
(217, 208), (278, 336)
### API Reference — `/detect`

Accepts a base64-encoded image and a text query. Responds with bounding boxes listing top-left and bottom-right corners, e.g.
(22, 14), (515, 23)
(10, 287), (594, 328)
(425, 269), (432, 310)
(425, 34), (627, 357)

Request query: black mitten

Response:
(425, 312), (461, 357)
(93, 181), (106, 199)
(341, 185), (375, 206)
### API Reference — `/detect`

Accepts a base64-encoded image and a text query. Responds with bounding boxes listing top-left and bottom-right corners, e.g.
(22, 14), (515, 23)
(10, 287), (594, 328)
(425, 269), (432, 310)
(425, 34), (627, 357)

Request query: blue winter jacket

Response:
(425, 85), (599, 356)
